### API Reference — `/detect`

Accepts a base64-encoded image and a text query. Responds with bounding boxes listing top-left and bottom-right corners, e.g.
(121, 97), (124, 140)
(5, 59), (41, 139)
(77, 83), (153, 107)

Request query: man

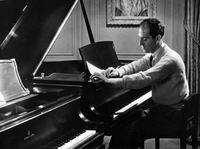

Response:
(91, 18), (189, 148)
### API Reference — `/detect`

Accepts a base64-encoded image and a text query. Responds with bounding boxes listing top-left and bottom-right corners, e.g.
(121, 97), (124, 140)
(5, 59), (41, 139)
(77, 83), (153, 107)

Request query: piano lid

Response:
(0, 0), (79, 80)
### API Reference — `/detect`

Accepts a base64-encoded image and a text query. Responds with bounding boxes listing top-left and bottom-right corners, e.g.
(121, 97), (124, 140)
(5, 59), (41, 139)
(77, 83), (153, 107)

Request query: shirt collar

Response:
(152, 42), (165, 60)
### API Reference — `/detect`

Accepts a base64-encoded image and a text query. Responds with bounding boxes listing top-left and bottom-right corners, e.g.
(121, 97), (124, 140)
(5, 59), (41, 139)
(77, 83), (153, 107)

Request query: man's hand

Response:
(90, 71), (122, 88)
(90, 72), (108, 83)
(101, 67), (119, 78)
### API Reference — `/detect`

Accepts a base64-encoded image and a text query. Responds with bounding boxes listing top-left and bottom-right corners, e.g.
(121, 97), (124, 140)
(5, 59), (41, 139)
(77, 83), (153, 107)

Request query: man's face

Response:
(138, 25), (157, 53)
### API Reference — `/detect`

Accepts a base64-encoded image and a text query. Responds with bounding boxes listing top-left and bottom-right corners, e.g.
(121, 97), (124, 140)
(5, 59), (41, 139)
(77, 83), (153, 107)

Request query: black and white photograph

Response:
(0, 0), (199, 149)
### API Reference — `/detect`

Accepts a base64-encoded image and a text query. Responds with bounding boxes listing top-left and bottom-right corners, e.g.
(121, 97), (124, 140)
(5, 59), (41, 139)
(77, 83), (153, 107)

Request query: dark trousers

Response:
(108, 105), (183, 149)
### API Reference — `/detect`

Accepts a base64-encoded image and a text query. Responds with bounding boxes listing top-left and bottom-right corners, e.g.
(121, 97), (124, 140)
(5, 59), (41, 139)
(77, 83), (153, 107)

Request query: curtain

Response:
(183, 0), (200, 138)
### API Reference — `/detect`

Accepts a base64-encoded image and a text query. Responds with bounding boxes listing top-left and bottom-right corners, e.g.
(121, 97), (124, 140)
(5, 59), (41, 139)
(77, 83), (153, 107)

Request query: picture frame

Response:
(107, 0), (157, 26)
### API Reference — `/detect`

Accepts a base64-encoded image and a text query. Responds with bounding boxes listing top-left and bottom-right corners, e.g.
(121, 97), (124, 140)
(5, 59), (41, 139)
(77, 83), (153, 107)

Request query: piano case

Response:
(0, 0), (104, 148)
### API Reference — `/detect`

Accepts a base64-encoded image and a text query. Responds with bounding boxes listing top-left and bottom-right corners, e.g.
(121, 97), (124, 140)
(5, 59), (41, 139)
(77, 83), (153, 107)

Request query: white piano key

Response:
(58, 130), (96, 149)
(114, 91), (152, 118)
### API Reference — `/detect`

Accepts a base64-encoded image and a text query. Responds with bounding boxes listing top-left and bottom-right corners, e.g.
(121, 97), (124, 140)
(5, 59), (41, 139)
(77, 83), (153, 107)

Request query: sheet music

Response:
(0, 59), (30, 102)
(86, 61), (102, 75)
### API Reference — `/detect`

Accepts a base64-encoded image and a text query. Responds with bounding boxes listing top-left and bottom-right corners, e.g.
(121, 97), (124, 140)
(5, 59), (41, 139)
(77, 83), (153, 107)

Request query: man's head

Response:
(138, 18), (165, 53)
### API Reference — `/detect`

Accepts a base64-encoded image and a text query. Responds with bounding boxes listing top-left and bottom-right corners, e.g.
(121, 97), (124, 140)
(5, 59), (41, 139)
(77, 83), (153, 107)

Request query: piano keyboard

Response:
(58, 130), (96, 149)
(113, 91), (152, 119)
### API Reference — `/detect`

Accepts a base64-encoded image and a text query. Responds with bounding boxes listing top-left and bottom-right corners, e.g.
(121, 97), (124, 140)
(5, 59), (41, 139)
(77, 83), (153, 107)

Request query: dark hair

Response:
(139, 18), (165, 39)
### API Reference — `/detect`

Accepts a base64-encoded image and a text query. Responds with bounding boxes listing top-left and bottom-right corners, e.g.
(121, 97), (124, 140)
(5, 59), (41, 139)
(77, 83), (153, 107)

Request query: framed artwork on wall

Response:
(107, 0), (157, 26)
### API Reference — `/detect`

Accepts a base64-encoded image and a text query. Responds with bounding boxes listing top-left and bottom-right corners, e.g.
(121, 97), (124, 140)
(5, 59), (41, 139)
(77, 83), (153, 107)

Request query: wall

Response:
(46, 0), (185, 61)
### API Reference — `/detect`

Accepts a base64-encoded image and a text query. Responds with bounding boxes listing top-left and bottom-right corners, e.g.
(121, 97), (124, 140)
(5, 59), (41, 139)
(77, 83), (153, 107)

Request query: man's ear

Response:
(156, 34), (161, 41)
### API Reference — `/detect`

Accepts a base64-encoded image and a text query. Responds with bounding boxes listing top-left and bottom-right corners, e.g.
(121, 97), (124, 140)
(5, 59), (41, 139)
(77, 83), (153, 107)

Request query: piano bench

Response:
(140, 93), (200, 149)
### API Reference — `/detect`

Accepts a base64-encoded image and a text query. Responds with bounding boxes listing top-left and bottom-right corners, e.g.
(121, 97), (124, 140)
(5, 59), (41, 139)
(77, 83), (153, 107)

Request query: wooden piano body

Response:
(0, 0), (152, 148)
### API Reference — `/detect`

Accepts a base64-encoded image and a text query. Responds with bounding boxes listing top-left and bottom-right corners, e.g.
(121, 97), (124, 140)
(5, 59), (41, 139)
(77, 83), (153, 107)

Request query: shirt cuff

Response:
(116, 68), (125, 77)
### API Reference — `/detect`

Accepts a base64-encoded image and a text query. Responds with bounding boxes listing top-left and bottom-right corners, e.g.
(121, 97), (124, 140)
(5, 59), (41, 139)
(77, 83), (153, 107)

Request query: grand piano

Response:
(0, 0), (152, 148)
